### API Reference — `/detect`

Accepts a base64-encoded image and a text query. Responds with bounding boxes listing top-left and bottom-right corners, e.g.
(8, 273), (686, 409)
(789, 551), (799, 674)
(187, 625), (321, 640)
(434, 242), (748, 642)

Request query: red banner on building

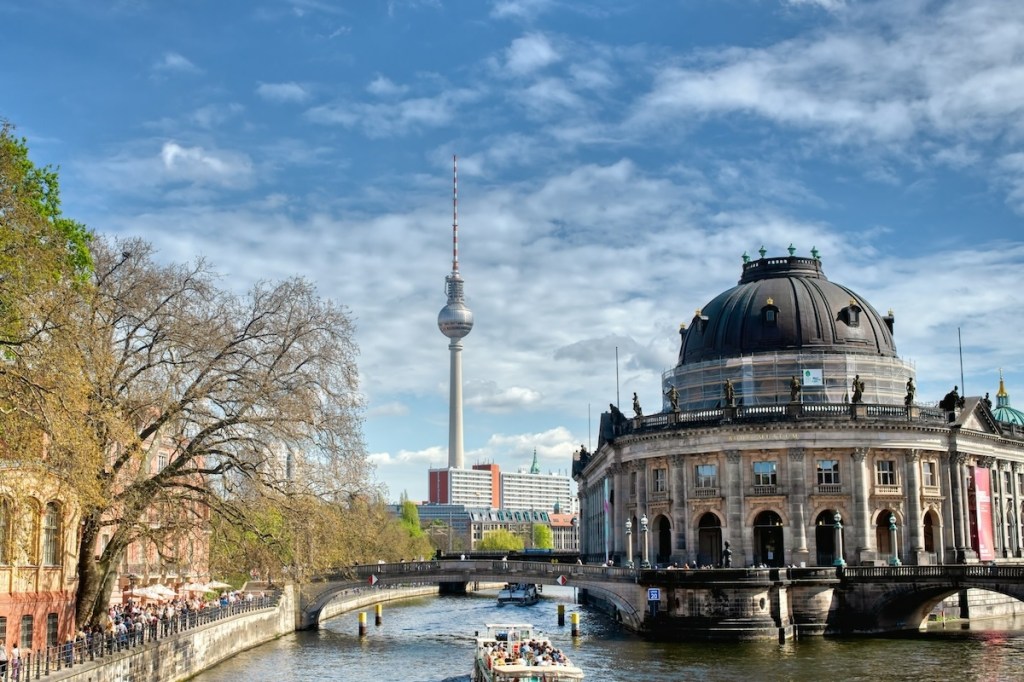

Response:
(968, 466), (996, 561)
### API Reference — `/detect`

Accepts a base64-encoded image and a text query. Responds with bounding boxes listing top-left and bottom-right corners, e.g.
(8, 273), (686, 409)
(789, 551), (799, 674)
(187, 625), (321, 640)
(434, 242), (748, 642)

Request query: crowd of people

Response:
(483, 637), (573, 669)
(0, 588), (267, 679)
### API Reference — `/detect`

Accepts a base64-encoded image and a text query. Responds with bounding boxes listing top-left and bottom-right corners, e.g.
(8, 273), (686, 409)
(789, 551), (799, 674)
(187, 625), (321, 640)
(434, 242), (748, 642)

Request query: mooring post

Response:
(359, 611), (368, 638)
(558, 603), (565, 626)
(571, 612), (580, 637)
(375, 603), (383, 626)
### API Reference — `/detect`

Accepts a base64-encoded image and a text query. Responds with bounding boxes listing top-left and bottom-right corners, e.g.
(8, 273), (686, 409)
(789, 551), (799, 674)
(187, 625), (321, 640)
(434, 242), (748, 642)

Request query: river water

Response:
(193, 586), (1024, 682)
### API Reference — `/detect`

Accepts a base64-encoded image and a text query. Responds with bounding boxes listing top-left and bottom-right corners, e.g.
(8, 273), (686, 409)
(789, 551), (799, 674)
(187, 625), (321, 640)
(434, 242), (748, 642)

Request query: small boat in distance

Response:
(472, 623), (584, 682)
(496, 583), (540, 607)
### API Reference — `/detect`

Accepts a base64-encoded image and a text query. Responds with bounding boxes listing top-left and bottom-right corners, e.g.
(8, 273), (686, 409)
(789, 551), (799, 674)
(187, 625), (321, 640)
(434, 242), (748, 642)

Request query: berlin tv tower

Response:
(437, 155), (474, 469)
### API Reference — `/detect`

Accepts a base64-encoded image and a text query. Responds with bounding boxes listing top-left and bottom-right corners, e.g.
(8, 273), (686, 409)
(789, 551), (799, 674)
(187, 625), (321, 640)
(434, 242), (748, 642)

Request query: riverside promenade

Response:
(8, 582), (441, 682)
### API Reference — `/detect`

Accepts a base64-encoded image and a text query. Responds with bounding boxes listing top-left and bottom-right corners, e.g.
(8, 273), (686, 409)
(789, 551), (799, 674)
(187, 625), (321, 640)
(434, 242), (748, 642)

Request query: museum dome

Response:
(677, 249), (897, 366)
(993, 374), (1024, 427)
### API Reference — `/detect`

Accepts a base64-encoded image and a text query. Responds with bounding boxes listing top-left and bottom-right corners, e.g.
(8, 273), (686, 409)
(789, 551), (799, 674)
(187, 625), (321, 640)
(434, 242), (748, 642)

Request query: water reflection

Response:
(193, 588), (1024, 682)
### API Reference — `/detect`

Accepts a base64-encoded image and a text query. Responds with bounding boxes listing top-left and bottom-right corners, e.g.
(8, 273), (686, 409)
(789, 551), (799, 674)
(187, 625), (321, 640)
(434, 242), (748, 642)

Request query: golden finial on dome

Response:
(695, 308), (702, 317)
(998, 368), (1008, 398)
(766, 297), (774, 306)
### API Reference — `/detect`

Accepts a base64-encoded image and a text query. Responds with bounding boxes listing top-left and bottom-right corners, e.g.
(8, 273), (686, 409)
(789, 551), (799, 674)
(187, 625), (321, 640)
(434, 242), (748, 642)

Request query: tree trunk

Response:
(75, 511), (126, 625)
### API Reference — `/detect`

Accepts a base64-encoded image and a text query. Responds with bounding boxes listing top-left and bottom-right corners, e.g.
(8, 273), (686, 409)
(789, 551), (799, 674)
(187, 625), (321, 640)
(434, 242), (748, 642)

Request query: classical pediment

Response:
(956, 397), (1003, 435)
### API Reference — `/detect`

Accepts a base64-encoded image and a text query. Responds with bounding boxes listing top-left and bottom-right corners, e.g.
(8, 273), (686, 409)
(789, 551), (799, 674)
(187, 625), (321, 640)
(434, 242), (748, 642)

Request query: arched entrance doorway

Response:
(924, 509), (940, 562)
(655, 515), (671, 566)
(696, 513), (721, 567)
(876, 509), (898, 563)
(753, 510), (784, 567)
(814, 510), (840, 566)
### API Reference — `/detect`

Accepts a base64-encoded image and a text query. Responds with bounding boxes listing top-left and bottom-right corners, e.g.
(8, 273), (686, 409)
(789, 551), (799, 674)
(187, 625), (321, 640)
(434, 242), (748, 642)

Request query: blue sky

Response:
(3, 0), (1024, 503)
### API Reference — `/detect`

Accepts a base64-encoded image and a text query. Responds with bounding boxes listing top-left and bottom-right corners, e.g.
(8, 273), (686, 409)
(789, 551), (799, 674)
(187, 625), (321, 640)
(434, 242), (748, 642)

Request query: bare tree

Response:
(72, 236), (369, 624)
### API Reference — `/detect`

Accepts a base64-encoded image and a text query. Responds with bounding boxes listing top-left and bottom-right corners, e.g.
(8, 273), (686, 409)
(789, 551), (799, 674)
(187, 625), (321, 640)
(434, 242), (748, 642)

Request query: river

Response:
(193, 586), (1024, 681)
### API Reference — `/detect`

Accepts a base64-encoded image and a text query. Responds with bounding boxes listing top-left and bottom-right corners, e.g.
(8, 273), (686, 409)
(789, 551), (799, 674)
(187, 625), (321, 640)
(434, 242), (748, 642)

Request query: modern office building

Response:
(428, 464), (499, 507)
(574, 249), (1024, 569)
(501, 451), (574, 513)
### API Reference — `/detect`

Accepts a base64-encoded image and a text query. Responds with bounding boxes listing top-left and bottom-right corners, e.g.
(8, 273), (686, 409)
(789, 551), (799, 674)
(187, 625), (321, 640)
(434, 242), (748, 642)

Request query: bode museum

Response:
(574, 248), (1024, 569)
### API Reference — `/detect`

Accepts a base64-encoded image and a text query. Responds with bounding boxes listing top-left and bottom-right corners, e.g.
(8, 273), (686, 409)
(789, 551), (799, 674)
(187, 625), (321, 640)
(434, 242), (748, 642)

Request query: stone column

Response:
(905, 449), (925, 564)
(1014, 463), (1023, 558)
(993, 461), (1005, 557)
(671, 454), (686, 564)
(726, 449), (745, 564)
(852, 447), (871, 564)
(948, 450), (969, 563)
(788, 447), (809, 566)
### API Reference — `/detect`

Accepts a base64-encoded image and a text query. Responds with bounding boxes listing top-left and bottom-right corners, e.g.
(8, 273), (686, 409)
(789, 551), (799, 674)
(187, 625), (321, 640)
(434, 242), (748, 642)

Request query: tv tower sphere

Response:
(438, 275), (474, 338)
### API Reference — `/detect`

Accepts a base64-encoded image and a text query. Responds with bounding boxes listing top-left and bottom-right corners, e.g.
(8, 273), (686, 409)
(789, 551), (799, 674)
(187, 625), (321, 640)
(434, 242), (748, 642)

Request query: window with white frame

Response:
(42, 502), (61, 566)
(753, 461), (777, 486)
(695, 464), (718, 489)
(817, 460), (840, 485)
(922, 461), (937, 488)
(653, 468), (667, 493)
(876, 460), (897, 486)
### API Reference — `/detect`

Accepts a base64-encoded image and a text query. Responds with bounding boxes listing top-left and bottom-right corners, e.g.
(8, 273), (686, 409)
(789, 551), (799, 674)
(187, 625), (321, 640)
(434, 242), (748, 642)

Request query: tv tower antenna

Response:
(438, 155), (474, 469)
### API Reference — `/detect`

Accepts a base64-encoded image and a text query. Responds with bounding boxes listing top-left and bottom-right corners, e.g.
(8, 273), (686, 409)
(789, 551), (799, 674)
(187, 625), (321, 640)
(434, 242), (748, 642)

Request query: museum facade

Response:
(574, 250), (1024, 568)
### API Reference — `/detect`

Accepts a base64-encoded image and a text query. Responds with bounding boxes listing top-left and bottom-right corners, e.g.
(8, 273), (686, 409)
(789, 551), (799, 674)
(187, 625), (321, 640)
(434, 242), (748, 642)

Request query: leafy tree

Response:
(71, 236), (370, 624)
(399, 499), (424, 539)
(532, 524), (554, 550)
(0, 122), (97, 497)
(477, 528), (525, 552)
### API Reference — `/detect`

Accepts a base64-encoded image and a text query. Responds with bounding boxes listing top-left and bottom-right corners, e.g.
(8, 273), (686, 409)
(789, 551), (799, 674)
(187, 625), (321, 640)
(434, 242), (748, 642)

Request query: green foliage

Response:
(532, 523), (554, 550)
(477, 528), (525, 552)
(399, 499), (424, 538)
(0, 121), (93, 278)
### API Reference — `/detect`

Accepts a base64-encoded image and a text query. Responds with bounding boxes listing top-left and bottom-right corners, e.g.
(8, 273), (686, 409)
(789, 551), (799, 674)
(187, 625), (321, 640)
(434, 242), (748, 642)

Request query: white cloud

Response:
(491, 0), (555, 20)
(256, 82), (310, 103)
(153, 51), (199, 73)
(306, 88), (480, 137)
(503, 33), (560, 75)
(784, 0), (847, 11)
(367, 75), (409, 97)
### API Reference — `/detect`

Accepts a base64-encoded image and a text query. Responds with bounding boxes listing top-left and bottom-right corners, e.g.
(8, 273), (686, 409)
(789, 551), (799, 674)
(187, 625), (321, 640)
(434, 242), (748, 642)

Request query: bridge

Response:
(295, 560), (1024, 640)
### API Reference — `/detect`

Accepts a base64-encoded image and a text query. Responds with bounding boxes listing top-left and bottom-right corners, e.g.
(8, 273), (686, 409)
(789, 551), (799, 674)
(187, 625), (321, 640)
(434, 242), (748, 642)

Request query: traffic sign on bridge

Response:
(556, 575), (568, 586)
(368, 574), (379, 586)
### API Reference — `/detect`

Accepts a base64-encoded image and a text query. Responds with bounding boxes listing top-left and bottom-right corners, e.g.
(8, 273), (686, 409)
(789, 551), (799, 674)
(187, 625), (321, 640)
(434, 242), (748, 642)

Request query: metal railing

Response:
(0, 593), (279, 681)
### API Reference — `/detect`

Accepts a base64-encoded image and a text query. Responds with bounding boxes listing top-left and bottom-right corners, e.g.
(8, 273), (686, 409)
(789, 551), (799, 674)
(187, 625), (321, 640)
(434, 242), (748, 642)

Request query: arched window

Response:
(0, 497), (11, 564)
(19, 499), (41, 566)
(43, 502), (62, 566)
(761, 298), (779, 327)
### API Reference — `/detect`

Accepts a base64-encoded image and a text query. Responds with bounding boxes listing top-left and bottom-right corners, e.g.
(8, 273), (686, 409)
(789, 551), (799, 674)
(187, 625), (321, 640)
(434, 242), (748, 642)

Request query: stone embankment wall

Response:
(47, 587), (296, 682)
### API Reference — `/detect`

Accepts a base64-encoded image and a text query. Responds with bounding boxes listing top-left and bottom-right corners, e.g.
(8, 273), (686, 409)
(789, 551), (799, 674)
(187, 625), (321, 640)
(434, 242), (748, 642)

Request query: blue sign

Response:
(647, 588), (661, 601)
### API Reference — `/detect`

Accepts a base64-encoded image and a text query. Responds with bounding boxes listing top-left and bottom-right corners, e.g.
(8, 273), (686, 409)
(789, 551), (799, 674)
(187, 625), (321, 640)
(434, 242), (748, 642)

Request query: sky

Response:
(2, 0), (1024, 504)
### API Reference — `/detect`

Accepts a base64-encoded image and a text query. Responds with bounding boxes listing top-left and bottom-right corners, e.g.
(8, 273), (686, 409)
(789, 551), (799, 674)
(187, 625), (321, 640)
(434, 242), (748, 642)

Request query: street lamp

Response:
(640, 513), (650, 569)
(625, 518), (634, 568)
(833, 512), (846, 568)
(888, 514), (902, 566)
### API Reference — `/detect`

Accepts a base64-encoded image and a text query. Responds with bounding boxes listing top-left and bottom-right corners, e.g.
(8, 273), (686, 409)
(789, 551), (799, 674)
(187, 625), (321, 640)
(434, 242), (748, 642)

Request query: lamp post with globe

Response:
(641, 514), (651, 569)
(833, 512), (846, 568)
(625, 519), (633, 569)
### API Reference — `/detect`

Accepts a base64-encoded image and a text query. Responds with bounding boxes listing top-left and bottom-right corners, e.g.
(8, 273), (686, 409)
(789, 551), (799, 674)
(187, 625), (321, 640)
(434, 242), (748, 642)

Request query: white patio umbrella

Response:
(179, 582), (209, 594)
(149, 584), (178, 599)
(204, 580), (233, 590)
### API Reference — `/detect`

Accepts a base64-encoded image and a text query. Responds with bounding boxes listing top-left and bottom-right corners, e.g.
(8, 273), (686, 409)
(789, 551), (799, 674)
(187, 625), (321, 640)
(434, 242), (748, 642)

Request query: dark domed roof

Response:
(678, 255), (897, 366)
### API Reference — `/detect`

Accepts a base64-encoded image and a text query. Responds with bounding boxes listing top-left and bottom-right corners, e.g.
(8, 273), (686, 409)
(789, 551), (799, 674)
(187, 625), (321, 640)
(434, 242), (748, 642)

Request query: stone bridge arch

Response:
(835, 566), (1024, 634)
(295, 560), (648, 631)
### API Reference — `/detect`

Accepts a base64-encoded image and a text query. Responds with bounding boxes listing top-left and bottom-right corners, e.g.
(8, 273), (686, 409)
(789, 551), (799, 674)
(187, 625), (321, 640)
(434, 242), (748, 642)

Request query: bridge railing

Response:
(842, 565), (1024, 580)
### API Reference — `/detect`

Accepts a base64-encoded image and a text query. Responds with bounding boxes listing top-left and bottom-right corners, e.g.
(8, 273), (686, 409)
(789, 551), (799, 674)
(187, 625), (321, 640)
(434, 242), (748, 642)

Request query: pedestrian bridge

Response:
(295, 560), (1024, 639)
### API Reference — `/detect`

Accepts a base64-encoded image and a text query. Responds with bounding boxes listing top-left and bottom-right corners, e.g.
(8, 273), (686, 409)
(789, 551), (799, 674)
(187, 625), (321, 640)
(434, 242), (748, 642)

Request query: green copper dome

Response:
(993, 374), (1024, 426)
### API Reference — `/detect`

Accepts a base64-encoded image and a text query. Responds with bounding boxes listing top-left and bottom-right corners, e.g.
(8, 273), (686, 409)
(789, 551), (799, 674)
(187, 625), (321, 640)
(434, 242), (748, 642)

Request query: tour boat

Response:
(496, 583), (540, 607)
(472, 623), (584, 682)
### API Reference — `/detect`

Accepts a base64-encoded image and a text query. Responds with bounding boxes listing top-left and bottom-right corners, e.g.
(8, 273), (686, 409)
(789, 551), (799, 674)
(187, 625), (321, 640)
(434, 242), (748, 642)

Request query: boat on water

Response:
(496, 583), (540, 607)
(472, 623), (584, 682)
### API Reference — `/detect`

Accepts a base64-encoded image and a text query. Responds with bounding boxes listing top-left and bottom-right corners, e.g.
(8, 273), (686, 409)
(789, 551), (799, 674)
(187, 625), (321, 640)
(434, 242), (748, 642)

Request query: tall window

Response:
(158, 452), (168, 470)
(630, 471), (637, 498)
(21, 500), (40, 565)
(695, 464), (718, 488)
(753, 461), (777, 486)
(653, 468), (667, 493)
(922, 461), (937, 487)
(46, 613), (58, 648)
(876, 460), (897, 486)
(20, 614), (33, 650)
(817, 460), (840, 485)
(0, 616), (6, 645)
(42, 502), (61, 566)
(0, 497), (10, 564)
